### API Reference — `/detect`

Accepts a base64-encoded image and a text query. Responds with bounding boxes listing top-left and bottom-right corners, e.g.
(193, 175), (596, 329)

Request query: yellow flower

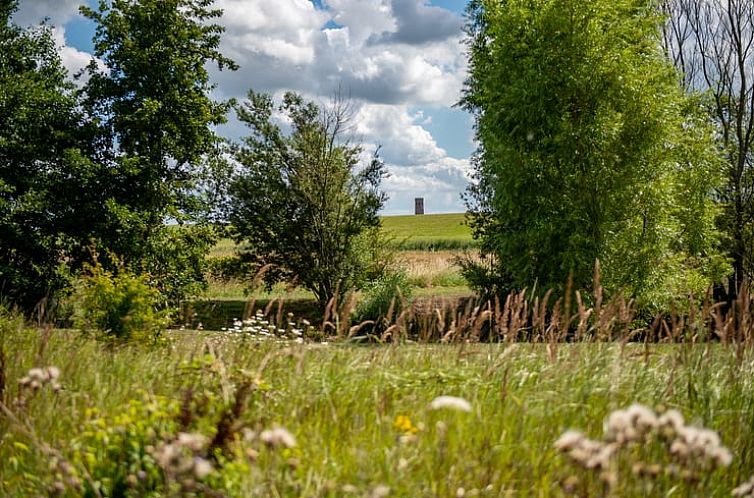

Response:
(394, 415), (418, 434)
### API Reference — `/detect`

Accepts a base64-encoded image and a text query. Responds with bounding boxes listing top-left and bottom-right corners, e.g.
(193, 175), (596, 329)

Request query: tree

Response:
(663, 0), (754, 299)
(461, 0), (726, 308)
(0, 0), (102, 312)
(80, 0), (237, 301)
(228, 91), (387, 310)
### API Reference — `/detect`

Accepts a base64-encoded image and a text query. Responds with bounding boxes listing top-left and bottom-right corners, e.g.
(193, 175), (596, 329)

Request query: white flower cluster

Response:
(260, 426), (297, 449)
(554, 430), (615, 470)
(18, 366), (61, 392)
(733, 476), (754, 497)
(555, 404), (732, 483)
(222, 311), (308, 343)
(243, 425), (297, 449)
(153, 432), (213, 481)
(429, 396), (473, 413)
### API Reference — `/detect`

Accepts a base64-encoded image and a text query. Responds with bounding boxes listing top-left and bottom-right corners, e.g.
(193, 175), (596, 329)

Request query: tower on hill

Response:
(414, 197), (424, 215)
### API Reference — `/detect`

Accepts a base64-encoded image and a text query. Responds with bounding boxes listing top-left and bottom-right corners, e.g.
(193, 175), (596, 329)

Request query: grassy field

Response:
(209, 213), (475, 259)
(381, 213), (475, 250)
(2, 320), (753, 497)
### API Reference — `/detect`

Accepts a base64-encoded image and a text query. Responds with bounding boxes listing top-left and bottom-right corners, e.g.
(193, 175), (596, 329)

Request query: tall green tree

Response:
(228, 91), (387, 310)
(0, 0), (102, 312)
(80, 0), (237, 301)
(461, 0), (726, 308)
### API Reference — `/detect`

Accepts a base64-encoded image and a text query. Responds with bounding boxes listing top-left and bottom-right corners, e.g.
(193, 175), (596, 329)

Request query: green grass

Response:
(209, 213), (477, 258)
(2, 323), (753, 497)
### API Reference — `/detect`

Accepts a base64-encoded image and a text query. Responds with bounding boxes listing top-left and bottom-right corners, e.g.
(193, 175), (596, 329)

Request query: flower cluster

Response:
(259, 426), (297, 449)
(152, 432), (214, 485)
(429, 395), (472, 413)
(555, 403), (732, 490)
(223, 311), (310, 342)
(554, 430), (615, 470)
(18, 366), (61, 392)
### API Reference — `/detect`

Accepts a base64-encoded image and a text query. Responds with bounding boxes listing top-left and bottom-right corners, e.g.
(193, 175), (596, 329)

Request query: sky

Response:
(13, 0), (475, 215)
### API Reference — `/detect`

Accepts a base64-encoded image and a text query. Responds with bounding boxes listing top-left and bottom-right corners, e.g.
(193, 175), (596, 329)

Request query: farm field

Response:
(2, 322), (753, 497)
(198, 215), (476, 323)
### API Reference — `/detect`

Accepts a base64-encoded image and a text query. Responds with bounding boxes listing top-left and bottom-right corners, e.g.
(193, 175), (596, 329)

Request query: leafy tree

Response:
(80, 0), (236, 301)
(228, 91), (388, 310)
(461, 0), (726, 309)
(663, 0), (754, 299)
(0, 1), (102, 312)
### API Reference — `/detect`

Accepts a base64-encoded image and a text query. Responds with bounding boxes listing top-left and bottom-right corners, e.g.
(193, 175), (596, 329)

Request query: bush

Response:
(71, 261), (169, 343)
(353, 269), (412, 329)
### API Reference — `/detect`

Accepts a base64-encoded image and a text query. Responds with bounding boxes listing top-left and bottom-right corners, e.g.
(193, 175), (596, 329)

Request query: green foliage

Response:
(72, 260), (169, 343)
(228, 90), (388, 310)
(462, 0), (727, 308)
(79, 0), (236, 300)
(353, 268), (412, 327)
(140, 224), (219, 305)
(72, 397), (180, 497)
(0, 1), (102, 312)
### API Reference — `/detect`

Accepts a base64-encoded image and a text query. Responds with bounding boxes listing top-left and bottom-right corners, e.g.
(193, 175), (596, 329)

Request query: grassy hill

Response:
(210, 213), (475, 257)
(380, 213), (474, 250)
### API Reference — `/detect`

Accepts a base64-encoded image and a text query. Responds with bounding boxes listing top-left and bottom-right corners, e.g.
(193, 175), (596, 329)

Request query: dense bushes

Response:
(71, 262), (169, 343)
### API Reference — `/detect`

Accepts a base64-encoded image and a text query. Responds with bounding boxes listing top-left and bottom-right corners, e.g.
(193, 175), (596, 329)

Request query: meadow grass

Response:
(2, 323), (753, 497)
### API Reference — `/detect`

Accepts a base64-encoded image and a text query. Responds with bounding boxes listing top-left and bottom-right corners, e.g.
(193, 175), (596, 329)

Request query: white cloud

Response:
(212, 0), (467, 107)
(12, 0), (81, 27)
(50, 27), (97, 82)
(36, 0), (474, 214)
(352, 104), (471, 214)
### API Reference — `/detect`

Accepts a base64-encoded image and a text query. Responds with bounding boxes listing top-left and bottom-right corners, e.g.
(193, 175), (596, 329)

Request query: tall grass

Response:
(3, 274), (754, 496)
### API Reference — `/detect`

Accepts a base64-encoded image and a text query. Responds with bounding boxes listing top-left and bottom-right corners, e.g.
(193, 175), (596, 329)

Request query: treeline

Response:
(461, 0), (754, 312)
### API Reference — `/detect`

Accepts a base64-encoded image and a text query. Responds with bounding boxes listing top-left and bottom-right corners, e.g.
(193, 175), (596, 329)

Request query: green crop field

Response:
(380, 213), (475, 250)
(210, 213), (476, 258)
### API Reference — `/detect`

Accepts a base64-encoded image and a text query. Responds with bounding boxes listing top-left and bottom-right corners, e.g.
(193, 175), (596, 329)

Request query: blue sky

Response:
(15, 0), (474, 215)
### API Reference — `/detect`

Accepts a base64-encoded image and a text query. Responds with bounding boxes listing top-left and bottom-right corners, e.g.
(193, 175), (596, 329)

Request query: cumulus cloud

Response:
(368, 0), (464, 46)
(212, 0), (467, 106)
(352, 104), (471, 214)
(50, 27), (97, 82)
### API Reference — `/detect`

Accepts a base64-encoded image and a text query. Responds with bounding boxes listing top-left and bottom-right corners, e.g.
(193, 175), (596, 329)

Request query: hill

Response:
(380, 212), (474, 250)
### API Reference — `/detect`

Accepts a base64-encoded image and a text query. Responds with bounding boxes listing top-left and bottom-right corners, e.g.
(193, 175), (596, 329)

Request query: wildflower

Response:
(658, 409), (684, 433)
(370, 485), (390, 498)
(177, 432), (207, 452)
(192, 457), (213, 479)
(733, 476), (754, 497)
(554, 430), (585, 451)
(260, 426), (297, 448)
(394, 415), (418, 434)
(429, 396), (472, 413)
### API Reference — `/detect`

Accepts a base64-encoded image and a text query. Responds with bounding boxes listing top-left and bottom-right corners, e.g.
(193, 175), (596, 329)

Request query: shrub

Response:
(71, 261), (169, 343)
(353, 269), (411, 329)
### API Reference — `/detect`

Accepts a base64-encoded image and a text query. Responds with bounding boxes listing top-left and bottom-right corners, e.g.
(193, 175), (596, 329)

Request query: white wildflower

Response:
(260, 427), (297, 448)
(429, 396), (472, 413)
(554, 430), (584, 451)
(192, 457), (213, 479)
